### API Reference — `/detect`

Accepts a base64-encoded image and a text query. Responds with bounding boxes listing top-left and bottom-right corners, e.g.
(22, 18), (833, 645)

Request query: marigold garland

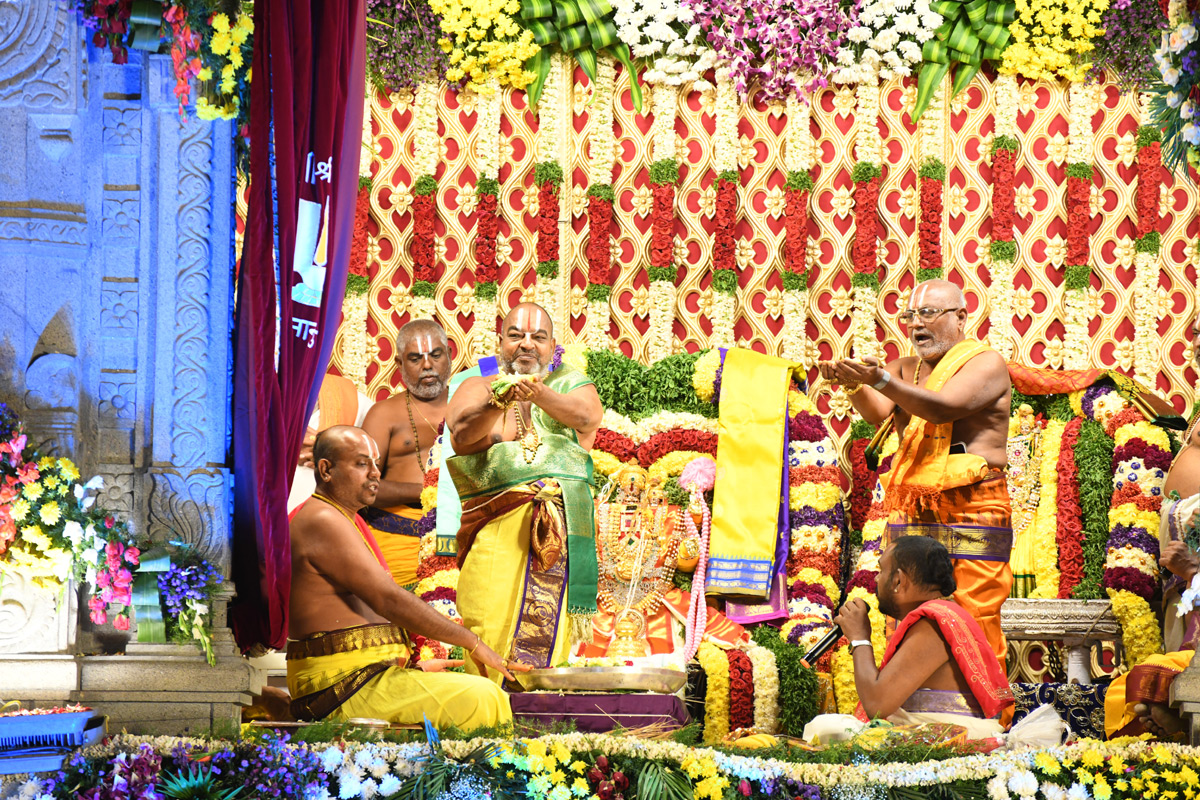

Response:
(697, 642), (731, 744)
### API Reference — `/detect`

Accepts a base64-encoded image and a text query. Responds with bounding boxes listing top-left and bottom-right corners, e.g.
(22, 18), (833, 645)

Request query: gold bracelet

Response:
(468, 634), (482, 655)
(844, 383), (863, 396)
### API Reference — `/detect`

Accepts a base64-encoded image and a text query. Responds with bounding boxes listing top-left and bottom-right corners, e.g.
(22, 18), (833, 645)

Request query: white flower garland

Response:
(783, 288), (809, 364)
(852, 284), (882, 361)
(648, 279), (677, 362)
(713, 69), (738, 174)
(994, 74), (1018, 140)
(409, 295), (437, 322)
(614, 0), (716, 88)
(340, 290), (370, 391)
(413, 79), (440, 180)
(473, 296), (501, 360)
(1134, 92), (1159, 387)
(833, 0), (941, 83)
(1062, 290), (1090, 370)
(536, 54), (566, 343)
(745, 645), (781, 735)
(587, 59), (617, 187)
(785, 92), (815, 173)
(988, 75), (1018, 361)
(598, 409), (719, 443)
(476, 79), (502, 182)
(360, 89), (374, 179)
(919, 80), (945, 163)
(1063, 82), (1098, 371)
(710, 291), (736, 349)
(587, 298), (612, 351)
(854, 66), (882, 168)
(651, 81), (677, 165)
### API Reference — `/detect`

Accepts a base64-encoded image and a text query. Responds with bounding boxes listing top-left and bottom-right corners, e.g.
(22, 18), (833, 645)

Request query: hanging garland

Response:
(472, 79), (503, 360)
(917, 78), (946, 282)
(710, 68), (739, 349)
(586, 58), (617, 351)
(726, 649), (755, 732)
(1052, 419), (1083, 598)
(1063, 82), (1099, 371)
(988, 73), (1018, 361)
(410, 79), (440, 321)
(534, 54), (566, 328)
(851, 68), (883, 361)
(783, 93), (815, 366)
(1134, 96), (1162, 387)
(697, 641), (731, 744)
(648, 82), (680, 362)
(745, 645), (781, 734)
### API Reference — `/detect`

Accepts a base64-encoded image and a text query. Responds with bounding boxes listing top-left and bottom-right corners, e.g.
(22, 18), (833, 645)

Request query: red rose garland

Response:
(848, 439), (876, 533)
(992, 148), (1015, 244)
(714, 177), (738, 273)
(538, 183), (559, 262)
(726, 649), (755, 731)
(593, 428), (637, 461)
(651, 183), (676, 271)
(1136, 140), (1161, 239)
(474, 190), (499, 285)
(918, 177), (943, 275)
(852, 176), (880, 281)
(636, 429), (718, 466)
(1056, 418), (1085, 599)
(587, 194), (615, 288)
(411, 194), (437, 287)
(348, 182), (371, 278)
(1066, 175), (1090, 267)
(783, 182), (810, 290)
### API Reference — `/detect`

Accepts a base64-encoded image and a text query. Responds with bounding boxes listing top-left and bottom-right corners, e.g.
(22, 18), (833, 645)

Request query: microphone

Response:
(799, 624), (843, 669)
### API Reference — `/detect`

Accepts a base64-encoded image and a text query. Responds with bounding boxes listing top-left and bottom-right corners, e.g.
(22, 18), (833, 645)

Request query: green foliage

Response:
(1010, 388), (1074, 421)
(850, 419), (877, 441)
(1064, 263), (1092, 292)
(650, 158), (681, 185)
(587, 183), (616, 202)
(1071, 419), (1116, 600)
(586, 282), (612, 302)
(851, 161), (882, 182)
(918, 158), (946, 181)
(534, 161), (564, 187)
(750, 626), (817, 736)
(717, 170), (739, 185)
(1136, 125), (1162, 148)
(992, 135), (1019, 154)
(851, 271), (880, 290)
(917, 268), (945, 282)
(672, 567), (693, 593)
(670, 723), (703, 746)
(711, 268), (738, 296)
(358, 175), (372, 191)
(585, 349), (717, 420)
(990, 240), (1017, 262)
(411, 280), (437, 298)
(344, 273), (369, 297)
(536, 260), (560, 280)
(159, 764), (243, 800)
(1136, 231), (1161, 254)
(637, 761), (694, 800)
(477, 177), (500, 197)
(781, 271), (809, 291)
(786, 170), (815, 193)
(474, 281), (498, 302)
(649, 266), (680, 283)
(1065, 162), (1094, 180)
(413, 174), (437, 197)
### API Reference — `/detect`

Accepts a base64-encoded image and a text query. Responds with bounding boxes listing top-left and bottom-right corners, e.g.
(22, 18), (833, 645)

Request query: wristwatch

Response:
(849, 639), (872, 650)
(872, 371), (891, 391)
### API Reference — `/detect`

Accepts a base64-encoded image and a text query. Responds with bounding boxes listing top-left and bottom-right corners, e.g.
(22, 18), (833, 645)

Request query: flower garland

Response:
(586, 58), (617, 350)
(1134, 98), (1162, 387)
(410, 80), (441, 321)
(648, 82), (680, 363)
(1046, 419), (1080, 599)
(364, 0), (451, 95)
(726, 649), (755, 731)
(917, 79), (946, 282)
(988, 74), (1019, 361)
(193, 10), (254, 124)
(429, 0), (540, 93)
(1151, 9), (1200, 172)
(852, 67), (883, 361)
(339, 290), (371, 390)
(783, 94), (815, 366)
(710, 69), (739, 350)
(833, 0), (943, 83)
(614, 0), (717, 87)
(1000, 0), (1109, 82)
(472, 80), (503, 359)
(696, 642), (731, 744)
(745, 645), (781, 734)
(533, 54), (565, 328)
(1062, 82), (1099, 371)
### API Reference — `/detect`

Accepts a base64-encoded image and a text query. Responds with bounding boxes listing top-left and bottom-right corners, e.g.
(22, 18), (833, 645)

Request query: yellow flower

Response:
(57, 458), (79, 482)
(1083, 750), (1105, 768)
(232, 14), (253, 44)
(211, 13), (231, 33)
(1035, 751), (1062, 776)
(22, 525), (50, 551)
(229, 48), (244, 69)
(573, 778), (589, 794)
(23, 482), (43, 501)
(570, 761), (587, 774)
(526, 739), (546, 760)
(11, 498), (30, 521)
(38, 456), (55, 469)
(1109, 755), (1127, 774)
(549, 769), (565, 784)
(198, 67), (213, 81)
(210, 30), (233, 56)
(38, 501), (61, 526)
(1155, 745), (1178, 765)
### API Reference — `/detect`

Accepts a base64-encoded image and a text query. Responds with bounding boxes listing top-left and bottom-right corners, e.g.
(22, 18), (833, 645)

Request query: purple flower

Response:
(366, 0), (453, 92)
(1088, 0), (1168, 90)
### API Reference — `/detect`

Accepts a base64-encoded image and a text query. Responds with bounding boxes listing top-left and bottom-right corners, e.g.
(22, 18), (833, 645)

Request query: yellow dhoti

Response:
(1104, 650), (1195, 738)
(286, 623), (511, 731)
(457, 503), (572, 685)
(362, 505), (423, 589)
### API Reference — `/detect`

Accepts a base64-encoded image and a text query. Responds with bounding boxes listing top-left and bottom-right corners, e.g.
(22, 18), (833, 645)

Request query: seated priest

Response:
(288, 371), (374, 513)
(807, 535), (1013, 742)
(360, 320), (453, 589)
(1105, 312), (1200, 740)
(287, 425), (522, 730)
(446, 302), (603, 685)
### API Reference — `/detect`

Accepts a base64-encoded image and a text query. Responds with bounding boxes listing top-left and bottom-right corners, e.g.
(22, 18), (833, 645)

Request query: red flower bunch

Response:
(537, 182), (560, 262)
(1056, 418), (1084, 598)
(714, 178), (738, 273)
(636, 430), (718, 466)
(848, 440), (877, 533)
(791, 465), (841, 486)
(726, 649), (755, 730)
(474, 191), (499, 283)
(846, 569), (878, 595)
(348, 183), (372, 278)
(1111, 482), (1163, 513)
(587, 195), (615, 287)
(1114, 439), (1173, 471)
(423, 466), (440, 490)
(787, 579), (833, 610)
(85, 0), (134, 65)
(585, 756), (630, 800)
(593, 428), (638, 461)
(787, 551), (840, 583)
(853, 177), (880, 276)
(651, 184), (676, 270)
(1066, 176), (1091, 267)
(919, 178), (943, 274)
(164, 5), (202, 115)
(411, 194), (437, 284)
(1137, 142), (1161, 239)
(1103, 567), (1158, 599)
(789, 411), (828, 443)
(784, 188), (810, 278)
(415, 556), (457, 581)
(1105, 408), (1146, 439)
(992, 149), (1015, 243)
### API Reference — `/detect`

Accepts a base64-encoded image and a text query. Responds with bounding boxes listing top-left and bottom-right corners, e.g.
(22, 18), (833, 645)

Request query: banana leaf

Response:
(910, 0), (1014, 122)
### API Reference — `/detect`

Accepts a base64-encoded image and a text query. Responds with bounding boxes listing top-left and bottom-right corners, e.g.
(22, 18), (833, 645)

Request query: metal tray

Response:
(515, 666), (686, 694)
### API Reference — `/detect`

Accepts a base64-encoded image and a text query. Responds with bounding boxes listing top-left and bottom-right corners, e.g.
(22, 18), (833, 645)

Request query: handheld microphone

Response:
(799, 624), (843, 669)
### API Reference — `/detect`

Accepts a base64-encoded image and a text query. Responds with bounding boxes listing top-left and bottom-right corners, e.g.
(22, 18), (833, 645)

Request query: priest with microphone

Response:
(803, 536), (1014, 742)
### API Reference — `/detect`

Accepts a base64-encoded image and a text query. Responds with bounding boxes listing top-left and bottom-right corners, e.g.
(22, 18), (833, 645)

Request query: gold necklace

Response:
(513, 403), (541, 464)
(404, 393), (427, 476)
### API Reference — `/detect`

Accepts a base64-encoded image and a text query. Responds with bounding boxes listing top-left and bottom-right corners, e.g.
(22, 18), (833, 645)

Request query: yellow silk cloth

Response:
(1105, 650), (1195, 738)
(368, 505), (423, 589)
(317, 373), (360, 429)
(708, 349), (795, 598)
(882, 339), (994, 516)
(457, 503), (571, 685)
(286, 628), (511, 730)
(579, 587), (750, 657)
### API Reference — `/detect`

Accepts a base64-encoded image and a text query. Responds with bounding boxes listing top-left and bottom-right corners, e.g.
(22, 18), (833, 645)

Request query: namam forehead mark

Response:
(411, 333), (437, 356)
(908, 284), (929, 310)
(509, 306), (550, 344)
(356, 430), (380, 463)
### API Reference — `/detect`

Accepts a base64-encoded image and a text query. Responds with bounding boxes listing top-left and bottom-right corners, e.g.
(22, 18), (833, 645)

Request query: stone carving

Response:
(102, 107), (141, 147)
(25, 352), (77, 409)
(171, 120), (214, 466)
(100, 283), (139, 333)
(94, 469), (135, 514)
(30, 113), (75, 161)
(0, 1), (75, 110)
(1001, 598), (1121, 640)
(0, 211), (87, 246)
(148, 468), (232, 570)
(0, 567), (77, 654)
(99, 373), (136, 420)
(102, 198), (140, 243)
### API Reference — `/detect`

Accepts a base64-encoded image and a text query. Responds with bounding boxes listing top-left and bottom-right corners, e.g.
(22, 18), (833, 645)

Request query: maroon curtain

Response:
(230, 0), (366, 651)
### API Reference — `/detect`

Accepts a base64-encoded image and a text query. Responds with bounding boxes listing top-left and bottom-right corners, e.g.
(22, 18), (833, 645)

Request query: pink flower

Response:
(104, 516), (115, 529)
(88, 595), (106, 612)
(112, 615), (130, 632)
(99, 585), (114, 604)
(739, 780), (752, 796)
(113, 567), (133, 588)
(95, 570), (111, 588)
(90, 609), (107, 626)
(123, 546), (140, 566)
(114, 587), (132, 606)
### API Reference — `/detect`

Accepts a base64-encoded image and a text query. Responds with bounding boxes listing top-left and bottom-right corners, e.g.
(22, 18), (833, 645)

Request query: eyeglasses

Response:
(897, 307), (961, 325)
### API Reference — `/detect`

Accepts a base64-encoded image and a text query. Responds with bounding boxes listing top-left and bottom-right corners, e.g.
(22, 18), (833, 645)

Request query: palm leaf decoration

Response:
(912, 0), (1014, 120)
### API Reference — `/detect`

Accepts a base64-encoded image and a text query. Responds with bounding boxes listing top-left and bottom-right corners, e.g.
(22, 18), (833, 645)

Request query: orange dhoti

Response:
(886, 470), (1014, 670)
(361, 505), (423, 589)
